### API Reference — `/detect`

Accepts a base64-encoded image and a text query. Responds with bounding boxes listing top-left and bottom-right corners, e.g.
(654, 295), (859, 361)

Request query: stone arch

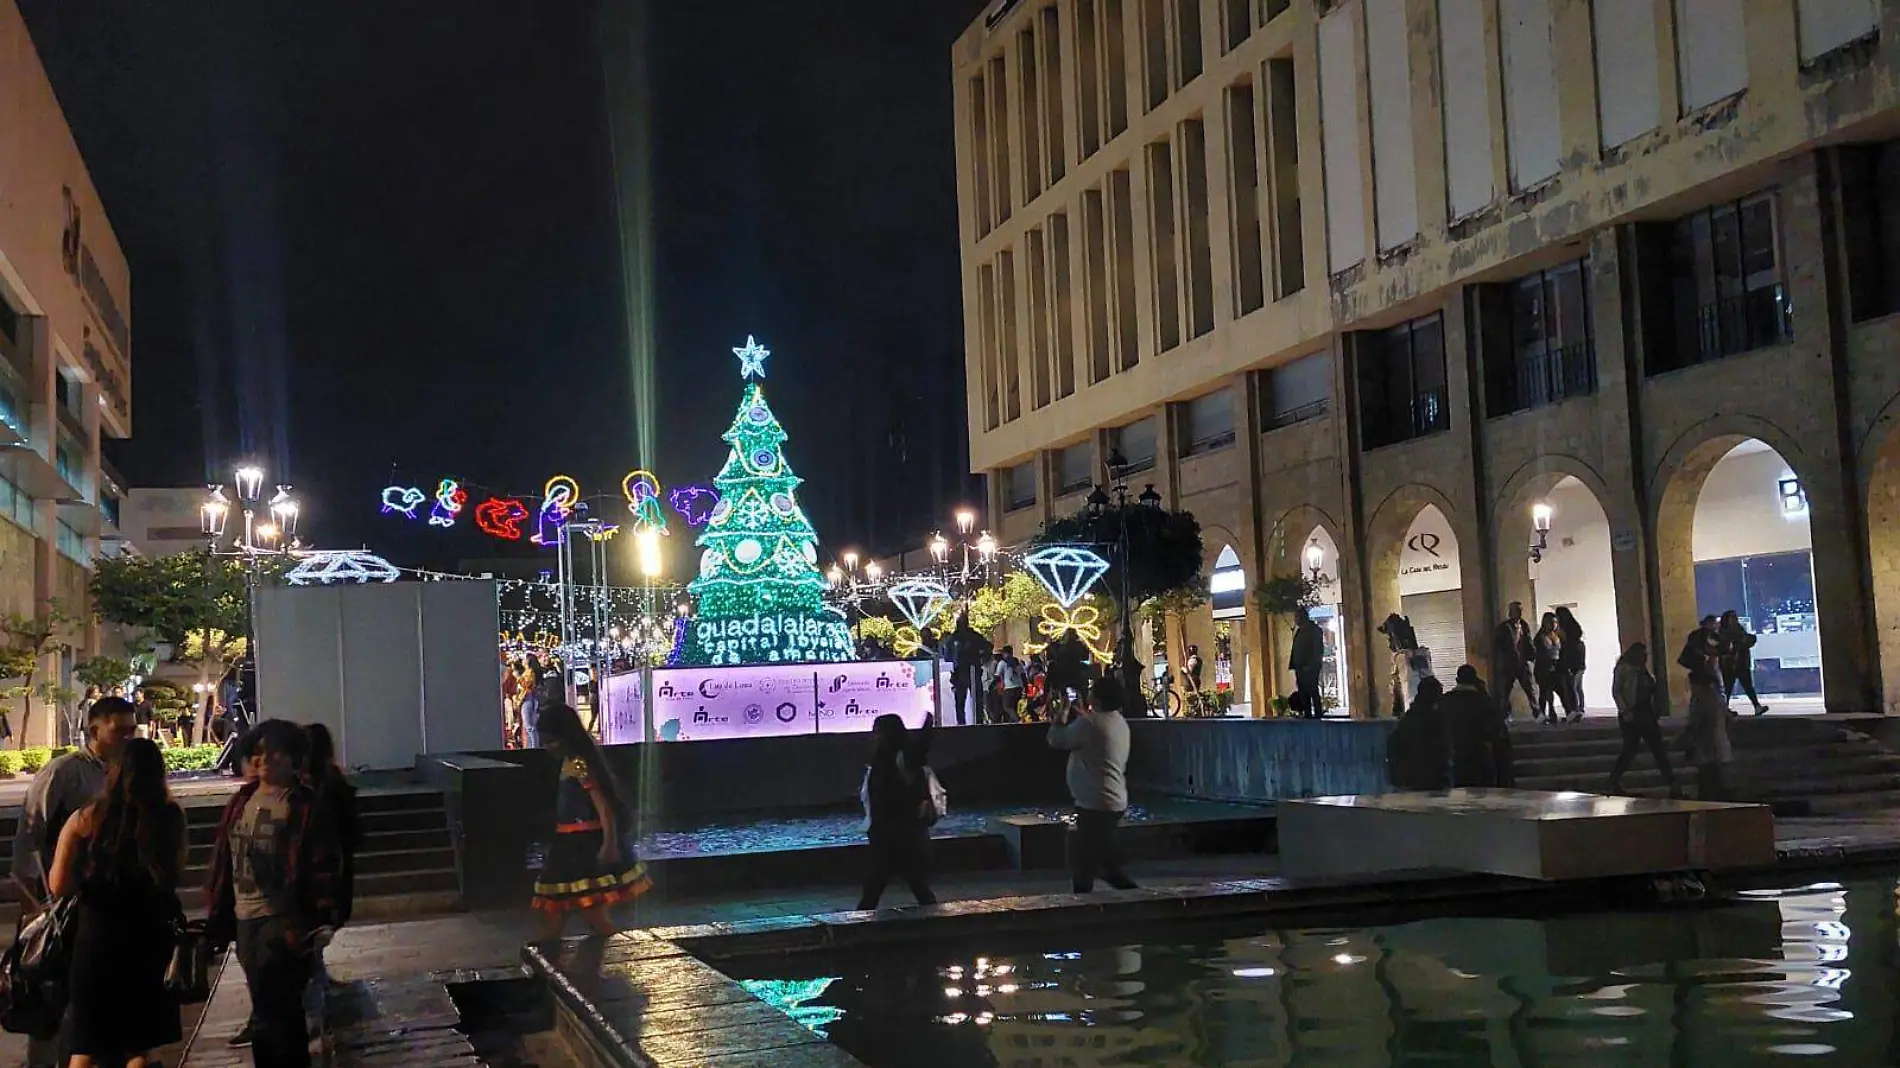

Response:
(1257, 506), (1350, 714)
(1652, 419), (1824, 712)
(1490, 455), (1627, 713)
(1866, 411), (1900, 714)
(1364, 484), (1480, 715)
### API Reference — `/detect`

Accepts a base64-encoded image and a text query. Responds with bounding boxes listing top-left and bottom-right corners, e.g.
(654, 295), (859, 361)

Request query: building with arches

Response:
(954, 0), (1900, 718)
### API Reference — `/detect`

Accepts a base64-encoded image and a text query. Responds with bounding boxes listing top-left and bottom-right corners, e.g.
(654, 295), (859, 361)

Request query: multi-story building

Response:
(0, 0), (133, 739)
(953, 0), (1900, 718)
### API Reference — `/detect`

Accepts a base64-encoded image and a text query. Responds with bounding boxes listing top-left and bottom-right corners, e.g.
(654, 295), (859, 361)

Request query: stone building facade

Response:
(953, 0), (1900, 716)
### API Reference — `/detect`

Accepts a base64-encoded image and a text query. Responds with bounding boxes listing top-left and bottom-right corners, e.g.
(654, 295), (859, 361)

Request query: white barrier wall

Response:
(255, 581), (502, 770)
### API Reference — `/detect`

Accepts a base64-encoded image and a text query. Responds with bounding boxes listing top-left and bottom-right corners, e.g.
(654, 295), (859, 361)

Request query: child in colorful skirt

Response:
(531, 702), (651, 937)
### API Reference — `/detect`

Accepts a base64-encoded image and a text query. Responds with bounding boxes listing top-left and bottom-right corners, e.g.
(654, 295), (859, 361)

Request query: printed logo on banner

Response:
(744, 704), (763, 724)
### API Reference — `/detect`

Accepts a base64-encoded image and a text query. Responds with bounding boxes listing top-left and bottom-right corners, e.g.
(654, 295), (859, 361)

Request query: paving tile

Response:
(618, 997), (796, 1039)
(704, 1043), (870, 1068)
(632, 1020), (822, 1064)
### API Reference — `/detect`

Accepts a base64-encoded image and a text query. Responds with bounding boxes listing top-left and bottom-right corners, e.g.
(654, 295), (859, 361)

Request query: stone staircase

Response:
(0, 784), (462, 925)
(1511, 716), (1900, 814)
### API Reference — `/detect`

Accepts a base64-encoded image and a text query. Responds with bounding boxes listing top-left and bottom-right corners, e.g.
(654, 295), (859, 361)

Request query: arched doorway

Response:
(1396, 505), (1464, 688)
(1300, 527), (1350, 717)
(1494, 470), (1621, 715)
(1207, 545), (1248, 713)
(1661, 438), (1823, 712)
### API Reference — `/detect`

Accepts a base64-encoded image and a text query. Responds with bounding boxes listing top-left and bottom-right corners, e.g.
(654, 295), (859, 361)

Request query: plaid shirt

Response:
(205, 779), (346, 948)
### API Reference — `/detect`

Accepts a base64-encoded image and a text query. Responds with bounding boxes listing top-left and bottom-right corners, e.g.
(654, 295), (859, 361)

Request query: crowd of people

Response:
(501, 651), (570, 750)
(9, 697), (360, 1068)
(1387, 607), (1764, 801)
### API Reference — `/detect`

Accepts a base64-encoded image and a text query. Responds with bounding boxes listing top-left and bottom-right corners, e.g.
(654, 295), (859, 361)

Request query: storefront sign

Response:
(646, 658), (934, 742)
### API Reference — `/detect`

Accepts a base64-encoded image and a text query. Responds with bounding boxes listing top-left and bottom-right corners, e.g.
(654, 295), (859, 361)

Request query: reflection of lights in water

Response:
(1589, 1006), (1645, 1017)
(943, 986), (962, 998)
(1578, 984), (1633, 1000)
(976, 1012), (994, 1025)
(1332, 953), (1363, 966)
(1768, 1045), (1837, 1056)
(737, 977), (844, 1034)
(1043, 951), (1081, 960)
(996, 983), (1020, 994)
(1231, 967), (1276, 978)
(945, 965), (965, 978)
(940, 1011), (969, 1025)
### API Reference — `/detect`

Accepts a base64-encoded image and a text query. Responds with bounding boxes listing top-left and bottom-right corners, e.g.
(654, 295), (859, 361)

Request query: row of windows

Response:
(55, 519), (87, 564)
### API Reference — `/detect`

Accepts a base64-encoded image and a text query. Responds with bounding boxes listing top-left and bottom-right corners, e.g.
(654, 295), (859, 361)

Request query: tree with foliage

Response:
(74, 655), (134, 694)
(89, 549), (290, 653)
(0, 604), (77, 748)
(1253, 573), (1323, 617)
(1034, 503), (1206, 606)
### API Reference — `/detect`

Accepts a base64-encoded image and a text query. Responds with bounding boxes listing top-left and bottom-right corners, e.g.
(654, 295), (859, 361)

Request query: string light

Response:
(668, 484), (719, 527)
(475, 497), (530, 540)
(381, 485), (426, 519)
(286, 550), (400, 585)
(428, 479), (467, 528)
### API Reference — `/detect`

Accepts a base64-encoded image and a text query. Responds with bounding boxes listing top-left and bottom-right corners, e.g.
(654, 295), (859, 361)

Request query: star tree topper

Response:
(734, 335), (770, 379)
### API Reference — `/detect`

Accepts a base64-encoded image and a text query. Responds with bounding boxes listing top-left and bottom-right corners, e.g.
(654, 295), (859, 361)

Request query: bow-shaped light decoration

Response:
(1036, 603), (1114, 661)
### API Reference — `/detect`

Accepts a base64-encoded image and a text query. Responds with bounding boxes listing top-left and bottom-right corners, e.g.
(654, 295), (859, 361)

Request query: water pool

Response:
(630, 795), (1261, 858)
(734, 874), (1899, 1067)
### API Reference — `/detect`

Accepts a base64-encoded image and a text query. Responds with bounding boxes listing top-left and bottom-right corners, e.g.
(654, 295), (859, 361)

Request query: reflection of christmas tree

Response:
(681, 337), (854, 666)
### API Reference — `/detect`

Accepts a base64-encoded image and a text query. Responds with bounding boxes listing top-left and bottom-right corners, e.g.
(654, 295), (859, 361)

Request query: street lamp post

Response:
(1087, 476), (1163, 705)
(929, 508), (998, 592)
(202, 466), (299, 741)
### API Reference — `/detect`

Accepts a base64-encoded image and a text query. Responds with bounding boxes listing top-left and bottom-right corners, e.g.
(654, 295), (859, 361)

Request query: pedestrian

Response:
(1182, 644), (1205, 696)
(133, 686), (157, 741)
(1023, 653), (1048, 721)
(1044, 631), (1091, 717)
(1377, 613), (1420, 717)
(1533, 612), (1565, 724)
(530, 702), (651, 938)
(1554, 606), (1587, 721)
(856, 713), (939, 909)
(205, 720), (347, 1067)
(1442, 666), (1505, 787)
(9, 696), (135, 1068)
(1386, 677), (1449, 790)
(1679, 619), (1734, 800)
(1048, 676), (1136, 893)
(1607, 642), (1679, 797)
(1288, 607), (1325, 719)
(73, 686), (100, 746)
(1718, 610), (1769, 716)
(303, 724), (360, 926)
(45, 737), (185, 1068)
(995, 645), (1026, 723)
(1491, 601), (1538, 717)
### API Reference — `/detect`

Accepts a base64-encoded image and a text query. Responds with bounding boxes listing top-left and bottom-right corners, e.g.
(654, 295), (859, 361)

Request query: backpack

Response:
(0, 896), (79, 1038)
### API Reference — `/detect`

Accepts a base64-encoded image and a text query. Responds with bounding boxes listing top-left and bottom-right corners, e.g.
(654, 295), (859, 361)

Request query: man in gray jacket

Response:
(1048, 675), (1137, 893)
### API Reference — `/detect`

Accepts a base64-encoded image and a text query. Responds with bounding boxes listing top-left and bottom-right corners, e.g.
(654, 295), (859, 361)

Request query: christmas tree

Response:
(680, 336), (854, 666)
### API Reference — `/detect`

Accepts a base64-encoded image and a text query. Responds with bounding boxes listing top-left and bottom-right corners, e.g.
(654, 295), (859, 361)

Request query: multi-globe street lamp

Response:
(1085, 474), (1162, 703)
(198, 465), (299, 740)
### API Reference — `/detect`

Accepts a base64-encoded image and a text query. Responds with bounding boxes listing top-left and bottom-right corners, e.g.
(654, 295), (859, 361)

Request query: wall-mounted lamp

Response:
(1304, 539), (1331, 587)
(1529, 501), (1554, 564)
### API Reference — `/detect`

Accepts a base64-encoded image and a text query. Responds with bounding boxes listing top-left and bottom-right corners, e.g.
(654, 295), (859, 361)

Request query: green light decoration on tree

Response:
(679, 337), (855, 666)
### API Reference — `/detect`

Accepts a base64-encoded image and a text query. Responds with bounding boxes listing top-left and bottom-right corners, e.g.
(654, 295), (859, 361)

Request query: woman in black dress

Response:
(531, 702), (650, 938)
(47, 737), (185, 1067)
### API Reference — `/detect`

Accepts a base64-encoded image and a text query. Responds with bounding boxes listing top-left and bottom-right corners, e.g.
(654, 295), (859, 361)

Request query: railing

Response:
(1681, 284), (1793, 367)
(1265, 397), (1329, 430)
(1361, 390), (1449, 451)
(1501, 341), (1597, 415)
(1183, 429), (1236, 456)
(1004, 493), (1037, 513)
(1414, 389), (1449, 436)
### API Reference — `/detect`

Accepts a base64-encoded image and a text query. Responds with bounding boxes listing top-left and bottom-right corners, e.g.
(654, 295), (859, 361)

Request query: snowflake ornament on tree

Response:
(679, 337), (854, 666)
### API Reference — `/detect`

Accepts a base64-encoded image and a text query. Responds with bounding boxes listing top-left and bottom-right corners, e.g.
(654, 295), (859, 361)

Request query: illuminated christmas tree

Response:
(681, 337), (854, 666)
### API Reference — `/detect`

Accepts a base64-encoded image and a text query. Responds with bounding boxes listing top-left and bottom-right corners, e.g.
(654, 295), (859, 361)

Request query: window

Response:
(0, 473), (33, 532)
(1019, 29), (1045, 201)
(101, 493), (120, 531)
(1057, 443), (1094, 495)
(1146, 140), (1182, 352)
(56, 519), (87, 563)
(1004, 461), (1038, 511)
(1357, 313), (1449, 449)
(1078, 0), (1103, 159)
(1840, 142), (1900, 322)
(1264, 57), (1304, 298)
(1490, 259), (1595, 416)
(1661, 192), (1790, 373)
(1181, 118), (1215, 339)
(1263, 352), (1331, 428)
(1227, 81), (1265, 316)
(970, 74), (994, 236)
(1112, 417), (1159, 473)
(1182, 390), (1235, 455)
(55, 431), (82, 491)
(0, 295), (16, 347)
(1221, 0), (1250, 51)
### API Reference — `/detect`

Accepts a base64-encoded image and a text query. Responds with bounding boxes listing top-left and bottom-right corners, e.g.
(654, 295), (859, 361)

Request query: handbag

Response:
(0, 896), (79, 1038)
(164, 918), (212, 1004)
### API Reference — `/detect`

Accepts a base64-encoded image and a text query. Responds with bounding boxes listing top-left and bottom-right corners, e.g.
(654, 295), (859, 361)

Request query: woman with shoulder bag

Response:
(1606, 643), (1680, 798)
(857, 713), (940, 910)
(45, 737), (185, 1067)
(1718, 610), (1768, 716)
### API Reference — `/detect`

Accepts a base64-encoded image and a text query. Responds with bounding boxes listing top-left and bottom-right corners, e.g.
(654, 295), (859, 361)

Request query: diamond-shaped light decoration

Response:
(1021, 546), (1110, 609)
(286, 550), (401, 586)
(887, 579), (952, 630)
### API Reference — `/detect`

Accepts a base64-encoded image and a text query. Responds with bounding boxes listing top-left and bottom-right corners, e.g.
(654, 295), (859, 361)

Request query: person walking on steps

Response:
(1718, 610), (1769, 716)
(1607, 642), (1679, 797)
(1533, 613), (1566, 725)
(1679, 619), (1734, 801)
(1555, 606), (1587, 722)
(46, 737), (186, 1068)
(1491, 602), (1537, 718)
(856, 713), (940, 910)
(1049, 676), (1137, 893)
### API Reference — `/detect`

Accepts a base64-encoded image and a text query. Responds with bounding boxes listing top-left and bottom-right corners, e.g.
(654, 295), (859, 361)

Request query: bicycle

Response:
(1143, 670), (1184, 718)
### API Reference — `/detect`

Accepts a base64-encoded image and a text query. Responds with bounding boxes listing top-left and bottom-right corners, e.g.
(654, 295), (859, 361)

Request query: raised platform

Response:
(1277, 789), (1777, 881)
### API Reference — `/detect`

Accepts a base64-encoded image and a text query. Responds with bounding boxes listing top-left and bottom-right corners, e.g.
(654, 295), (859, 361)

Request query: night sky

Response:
(17, 0), (986, 575)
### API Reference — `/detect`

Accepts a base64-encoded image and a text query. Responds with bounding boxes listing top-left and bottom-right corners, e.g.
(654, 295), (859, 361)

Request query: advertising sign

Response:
(650, 658), (935, 742)
(598, 670), (646, 746)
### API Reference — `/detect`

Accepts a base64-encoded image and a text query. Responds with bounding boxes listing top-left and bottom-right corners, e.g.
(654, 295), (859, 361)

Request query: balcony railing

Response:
(1264, 397), (1329, 430)
(1497, 341), (1597, 416)
(1182, 429), (1236, 456)
(1678, 284), (1793, 368)
(1362, 390), (1449, 451)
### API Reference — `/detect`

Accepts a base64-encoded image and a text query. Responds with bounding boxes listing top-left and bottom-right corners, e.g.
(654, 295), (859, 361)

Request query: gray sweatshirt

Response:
(1048, 709), (1129, 813)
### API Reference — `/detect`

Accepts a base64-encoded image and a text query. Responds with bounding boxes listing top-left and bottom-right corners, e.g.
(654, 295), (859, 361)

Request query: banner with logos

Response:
(640, 658), (936, 743)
